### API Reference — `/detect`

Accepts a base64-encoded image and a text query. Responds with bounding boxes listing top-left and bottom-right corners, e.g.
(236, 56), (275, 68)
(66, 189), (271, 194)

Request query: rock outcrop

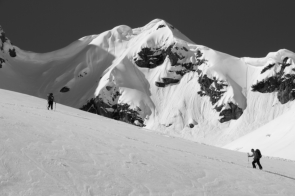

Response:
(198, 74), (243, 123)
(0, 25), (17, 68)
(252, 57), (295, 104)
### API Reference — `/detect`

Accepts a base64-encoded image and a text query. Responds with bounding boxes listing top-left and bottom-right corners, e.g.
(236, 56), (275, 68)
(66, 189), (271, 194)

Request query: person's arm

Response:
(248, 153), (254, 157)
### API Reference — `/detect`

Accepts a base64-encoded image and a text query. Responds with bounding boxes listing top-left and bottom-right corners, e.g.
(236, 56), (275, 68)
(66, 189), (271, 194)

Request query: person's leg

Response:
(51, 102), (53, 110)
(252, 160), (256, 168)
(47, 102), (50, 110)
(48, 101), (53, 110)
(257, 159), (263, 170)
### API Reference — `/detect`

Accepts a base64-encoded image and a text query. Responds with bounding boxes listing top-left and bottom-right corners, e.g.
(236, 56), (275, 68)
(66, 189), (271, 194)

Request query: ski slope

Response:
(0, 89), (295, 195)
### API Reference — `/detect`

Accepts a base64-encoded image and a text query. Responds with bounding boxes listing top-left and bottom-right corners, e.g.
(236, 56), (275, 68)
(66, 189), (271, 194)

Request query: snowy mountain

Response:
(1, 19), (295, 159)
(1, 88), (295, 195)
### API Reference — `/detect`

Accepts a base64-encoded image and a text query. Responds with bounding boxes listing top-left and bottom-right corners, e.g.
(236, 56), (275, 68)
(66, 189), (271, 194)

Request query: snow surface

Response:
(1, 19), (295, 160)
(224, 102), (295, 161)
(1, 88), (295, 195)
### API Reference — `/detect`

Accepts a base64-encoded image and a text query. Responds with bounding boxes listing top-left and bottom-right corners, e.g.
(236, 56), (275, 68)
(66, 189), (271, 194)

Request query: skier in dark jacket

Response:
(47, 93), (55, 110)
(248, 149), (263, 170)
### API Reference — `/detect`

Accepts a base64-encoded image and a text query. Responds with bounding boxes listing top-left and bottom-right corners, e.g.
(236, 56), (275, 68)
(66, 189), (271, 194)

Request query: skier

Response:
(248, 149), (263, 170)
(47, 93), (55, 110)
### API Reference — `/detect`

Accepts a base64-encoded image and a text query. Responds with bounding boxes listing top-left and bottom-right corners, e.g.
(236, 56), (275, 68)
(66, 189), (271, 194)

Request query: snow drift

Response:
(1, 19), (295, 159)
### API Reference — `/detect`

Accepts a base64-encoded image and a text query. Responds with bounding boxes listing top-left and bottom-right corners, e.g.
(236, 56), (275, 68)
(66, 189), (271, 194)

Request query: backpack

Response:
(48, 94), (54, 102)
(256, 149), (262, 158)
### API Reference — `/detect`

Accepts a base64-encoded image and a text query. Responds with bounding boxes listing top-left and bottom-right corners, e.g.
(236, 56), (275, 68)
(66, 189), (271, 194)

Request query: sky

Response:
(1, 0), (295, 57)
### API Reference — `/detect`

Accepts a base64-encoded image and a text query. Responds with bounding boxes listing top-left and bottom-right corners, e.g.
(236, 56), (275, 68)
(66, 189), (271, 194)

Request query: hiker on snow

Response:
(47, 93), (55, 110)
(248, 149), (263, 170)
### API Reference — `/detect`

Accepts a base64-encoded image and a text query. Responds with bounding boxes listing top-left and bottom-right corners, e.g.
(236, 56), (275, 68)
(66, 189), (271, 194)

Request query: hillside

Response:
(1, 19), (295, 157)
(224, 102), (295, 160)
(1, 89), (295, 195)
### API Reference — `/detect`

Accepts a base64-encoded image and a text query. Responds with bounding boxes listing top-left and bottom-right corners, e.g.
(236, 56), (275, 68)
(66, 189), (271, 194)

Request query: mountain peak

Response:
(1, 21), (295, 158)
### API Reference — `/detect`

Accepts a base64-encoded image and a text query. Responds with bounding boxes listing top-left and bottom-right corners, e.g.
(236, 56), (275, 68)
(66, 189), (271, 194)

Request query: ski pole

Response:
(55, 102), (56, 111)
(247, 153), (249, 167)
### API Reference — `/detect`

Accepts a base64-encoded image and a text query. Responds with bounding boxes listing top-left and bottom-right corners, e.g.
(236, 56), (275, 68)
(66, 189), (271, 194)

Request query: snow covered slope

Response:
(1, 88), (295, 195)
(1, 19), (295, 153)
(224, 102), (295, 160)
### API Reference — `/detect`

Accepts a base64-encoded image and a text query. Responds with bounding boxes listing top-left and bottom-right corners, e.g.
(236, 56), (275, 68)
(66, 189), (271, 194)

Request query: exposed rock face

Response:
(0, 25), (17, 68)
(8, 48), (16, 57)
(0, 26), (16, 56)
(156, 78), (180, 87)
(134, 44), (206, 88)
(155, 81), (166, 87)
(79, 98), (98, 114)
(134, 47), (166, 69)
(218, 102), (243, 123)
(95, 89), (119, 117)
(83, 96), (144, 126)
(197, 74), (243, 123)
(0, 26), (8, 52)
(156, 24), (166, 30)
(112, 103), (144, 126)
(252, 57), (295, 104)
(134, 44), (200, 71)
(198, 75), (228, 105)
(91, 81), (145, 126)
(162, 78), (179, 84)
(60, 87), (70, 93)
(0, 58), (4, 68)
